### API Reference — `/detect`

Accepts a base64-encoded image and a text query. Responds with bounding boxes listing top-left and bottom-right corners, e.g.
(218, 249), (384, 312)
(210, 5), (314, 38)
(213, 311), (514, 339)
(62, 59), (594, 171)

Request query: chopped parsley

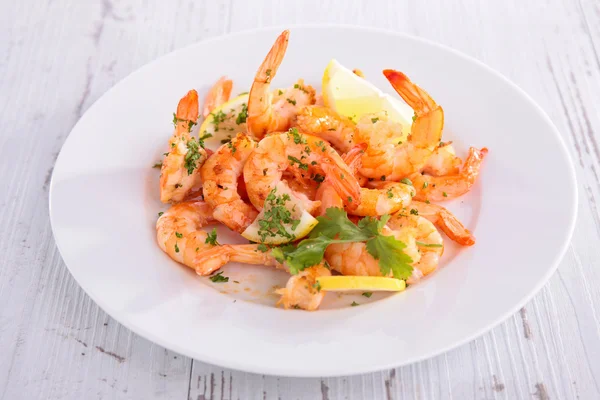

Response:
(236, 102), (248, 125)
(209, 271), (229, 283)
(175, 232), (183, 238)
(211, 110), (228, 132)
(257, 243), (269, 252)
(289, 127), (306, 144)
(272, 208), (413, 278)
(351, 301), (360, 307)
(288, 155), (308, 170)
(371, 117), (379, 124)
(158, 212), (164, 217)
(313, 280), (322, 292)
(381, 175), (386, 181)
(416, 241), (443, 248)
(227, 140), (237, 154)
(286, 98), (297, 106)
(362, 292), (373, 298)
(443, 192), (448, 197)
(205, 228), (219, 246)
(312, 174), (325, 183)
(412, 113), (417, 122)
(387, 189), (394, 198)
(278, 89), (284, 95)
(184, 138), (204, 175)
(410, 209), (419, 215)
(153, 162), (162, 169)
(400, 178), (413, 186)
(422, 182), (429, 189)
(174, 183), (182, 188)
(174, 243), (180, 253)
(256, 188), (300, 242)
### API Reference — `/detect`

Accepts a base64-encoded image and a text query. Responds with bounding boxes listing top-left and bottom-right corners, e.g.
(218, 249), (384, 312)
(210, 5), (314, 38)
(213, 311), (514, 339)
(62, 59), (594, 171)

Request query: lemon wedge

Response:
(322, 59), (414, 138)
(241, 182), (318, 245)
(316, 276), (406, 292)
(198, 92), (249, 146)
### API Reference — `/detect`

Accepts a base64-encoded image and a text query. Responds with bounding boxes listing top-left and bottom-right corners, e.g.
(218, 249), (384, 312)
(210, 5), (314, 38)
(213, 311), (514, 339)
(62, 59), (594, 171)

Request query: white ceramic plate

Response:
(49, 26), (577, 377)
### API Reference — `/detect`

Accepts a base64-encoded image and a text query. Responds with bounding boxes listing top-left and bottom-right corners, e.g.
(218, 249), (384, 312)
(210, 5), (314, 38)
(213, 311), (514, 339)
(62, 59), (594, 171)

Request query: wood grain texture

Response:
(1, 0), (599, 398)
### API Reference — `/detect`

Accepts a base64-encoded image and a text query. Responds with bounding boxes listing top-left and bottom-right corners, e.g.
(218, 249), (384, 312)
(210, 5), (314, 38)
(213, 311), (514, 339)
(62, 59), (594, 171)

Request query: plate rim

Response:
(49, 23), (579, 377)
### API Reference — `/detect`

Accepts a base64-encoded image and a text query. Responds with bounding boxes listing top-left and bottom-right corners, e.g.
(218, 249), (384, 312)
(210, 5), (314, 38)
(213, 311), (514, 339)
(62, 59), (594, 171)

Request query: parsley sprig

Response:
(257, 188), (300, 242)
(272, 208), (413, 278)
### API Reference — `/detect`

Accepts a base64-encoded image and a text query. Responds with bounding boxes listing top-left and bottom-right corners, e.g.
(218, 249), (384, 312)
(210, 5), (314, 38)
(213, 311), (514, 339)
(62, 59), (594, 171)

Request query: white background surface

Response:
(1, 0), (599, 399)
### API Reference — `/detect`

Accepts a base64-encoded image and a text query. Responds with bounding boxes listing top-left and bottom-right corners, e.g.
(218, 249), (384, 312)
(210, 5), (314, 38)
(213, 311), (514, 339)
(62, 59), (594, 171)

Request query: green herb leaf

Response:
(365, 235), (413, 280)
(235, 102), (248, 125)
(209, 271), (229, 283)
(362, 292), (373, 298)
(400, 178), (413, 186)
(205, 228), (219, 246)
(416, 241), (443, 248)
(153, 162), (162, 169)
(351, 301), (360, 307)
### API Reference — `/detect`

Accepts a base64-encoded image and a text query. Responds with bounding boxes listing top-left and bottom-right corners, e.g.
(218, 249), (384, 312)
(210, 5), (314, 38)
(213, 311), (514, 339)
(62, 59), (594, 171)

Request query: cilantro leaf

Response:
(366, 235), (413, 279)
(279, 236), (331, 275)
(310, 208), (367, 241)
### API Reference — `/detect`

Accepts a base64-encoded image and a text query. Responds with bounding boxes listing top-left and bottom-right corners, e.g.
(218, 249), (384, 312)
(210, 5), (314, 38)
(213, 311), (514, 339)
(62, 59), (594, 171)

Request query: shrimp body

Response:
(411, 147), (488, 201)
(196, 245), (329, 311)
(276, 264), (331, 311)
(156, 201), (220, 274)
(247, 30), (316, 139)
(357, 71), (444, 181)
(243, 131), (360, 213)
(409, 201), (475, 245)
(160, 90), (208, 203)
(422, 142), (462, 176)
(201, 134), (258, 233)
(294, 106), (356, 153)
(202, 76), (233, 118)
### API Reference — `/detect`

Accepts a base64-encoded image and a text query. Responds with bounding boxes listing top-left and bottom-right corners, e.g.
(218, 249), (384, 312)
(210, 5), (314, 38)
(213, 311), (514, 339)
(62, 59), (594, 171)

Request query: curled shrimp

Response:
(294, 106), (357, 153)
(409, 201), (475, 245)
(196, 245), (329, 311)
(202, 76), (233, 118)
(276, 263), (331, 311)
(422, 142), (462, 176)
(201, 134), (258, 233)
(156, 201), (220, 275)
(243, 131), (360, 214)
(410, 147), (488, 201)
(357, 70), (443, 181)
(160, 90), (208, 203)
(247, 30), (316, 139)
(316, 144), (414, 216)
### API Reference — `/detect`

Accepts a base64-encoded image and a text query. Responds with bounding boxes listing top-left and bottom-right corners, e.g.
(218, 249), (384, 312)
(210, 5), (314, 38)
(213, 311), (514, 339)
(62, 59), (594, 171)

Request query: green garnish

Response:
(443, 192), (448, 197)
(422, 182), (429, 189)
(236, 103), (248, 125)
(371, 117), (379, 124)
(209, 271), (229, 283)
(416, 241), (443, 248)
(175, 232), (183, 238)
(211, 110), (228, 131)
(205, 228), (219, 246)
(273, 208), (413, 278)
(400, 178), (413, 186)
(174, 243), (180, 253)
(256, 188), (300, 242)
(412, 113), (417, 122)
(158, 212), (164, 217)
(289, 127), (306, 144)
(227, 140), (237, 154)
(184, 138), (204, 175)
(362, 292), (373, 298)
(351, 301), (360, 307)
(153, 162), (162, 169)
(257, 243), (269, 253)
(410, 209), (419, 215)
(387, 189), (394, 199)
(312, 174), (325, 183)
(288, 155), (308, 170)
(286, 98), (297, 106)
(313, 281), (322, 292)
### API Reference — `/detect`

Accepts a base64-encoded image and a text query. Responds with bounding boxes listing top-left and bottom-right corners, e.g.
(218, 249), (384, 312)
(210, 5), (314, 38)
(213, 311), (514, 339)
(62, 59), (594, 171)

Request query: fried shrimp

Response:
(160, 90), (208, 203)
(201, 134), (258, 233)
(247, 30), (316, 139)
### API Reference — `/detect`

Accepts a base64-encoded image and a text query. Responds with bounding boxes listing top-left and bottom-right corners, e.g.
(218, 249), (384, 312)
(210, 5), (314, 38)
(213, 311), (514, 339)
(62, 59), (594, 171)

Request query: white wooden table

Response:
(2, 0), (599, 398)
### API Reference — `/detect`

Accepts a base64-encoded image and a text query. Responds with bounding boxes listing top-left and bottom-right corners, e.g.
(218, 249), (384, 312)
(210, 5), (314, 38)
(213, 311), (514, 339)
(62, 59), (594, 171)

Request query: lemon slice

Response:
(199, 92), (249, 147)
(322, 59), (413, 138)
(316, 276), (406, 292)
(241, 182), (318, 244)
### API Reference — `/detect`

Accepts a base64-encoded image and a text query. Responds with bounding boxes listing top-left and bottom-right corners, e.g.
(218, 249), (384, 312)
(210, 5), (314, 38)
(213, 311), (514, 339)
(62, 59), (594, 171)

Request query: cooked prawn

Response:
(156, 201), (220, 275)
(160, 90), (208, 203)
(276, 263), (331, 311)
(410, 147), (488, 201)
(422, 142), (462, 176)
(247, 30), (316, 139)
(202, 76), (233, 118)
(243, 131), (360, 214)
(409, 201), (475, 245)
(196, 245), (329, 311)
(356, 70), (443, 181)
(201, 134), (258, 233)
(294, 106), (357, 153)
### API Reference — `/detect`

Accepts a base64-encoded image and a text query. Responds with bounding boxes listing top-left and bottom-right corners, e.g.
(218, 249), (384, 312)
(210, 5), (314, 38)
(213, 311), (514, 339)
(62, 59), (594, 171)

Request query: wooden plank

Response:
(1, 0), (600, 399)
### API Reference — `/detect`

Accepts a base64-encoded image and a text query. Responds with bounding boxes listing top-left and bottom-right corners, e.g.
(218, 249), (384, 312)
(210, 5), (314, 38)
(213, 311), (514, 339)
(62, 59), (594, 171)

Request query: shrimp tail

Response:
(193, 244), (280, 276)
(464, 147), (488, 184)
(321, 160), (361, 211)
(247, 30), (290, 139)
(382, 70), (436, 113)
(202, 76), (233, 118)
(176, 89), (200, 121)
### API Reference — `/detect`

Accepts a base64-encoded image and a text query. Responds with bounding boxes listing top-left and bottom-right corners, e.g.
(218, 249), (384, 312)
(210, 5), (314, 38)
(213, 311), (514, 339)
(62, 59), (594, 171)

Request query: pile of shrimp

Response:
(155, 30), (488, 311)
